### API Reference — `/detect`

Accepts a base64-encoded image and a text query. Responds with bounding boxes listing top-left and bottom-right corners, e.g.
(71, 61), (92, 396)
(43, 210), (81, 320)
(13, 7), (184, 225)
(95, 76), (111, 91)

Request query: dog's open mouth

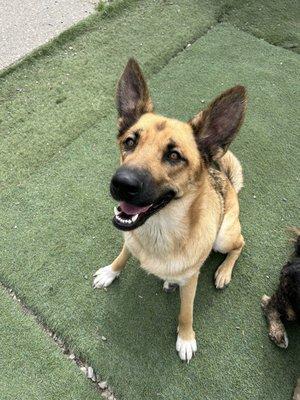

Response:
(112, 190), (176, 231)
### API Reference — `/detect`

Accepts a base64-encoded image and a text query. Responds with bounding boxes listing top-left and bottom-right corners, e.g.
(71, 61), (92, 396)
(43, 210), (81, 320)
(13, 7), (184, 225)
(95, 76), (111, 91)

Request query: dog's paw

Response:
(261, 294), (271, 311)
(176, 335), (197, 362)
(93, 265), (120, 289)
(269, 327), (289, 349)
(163, 281), (179, 293)
(215, 266), (232, 289)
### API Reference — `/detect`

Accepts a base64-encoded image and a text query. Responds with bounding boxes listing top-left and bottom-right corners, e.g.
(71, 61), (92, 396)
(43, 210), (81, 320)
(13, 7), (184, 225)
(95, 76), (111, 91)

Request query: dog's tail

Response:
(217, 150), (243, 193)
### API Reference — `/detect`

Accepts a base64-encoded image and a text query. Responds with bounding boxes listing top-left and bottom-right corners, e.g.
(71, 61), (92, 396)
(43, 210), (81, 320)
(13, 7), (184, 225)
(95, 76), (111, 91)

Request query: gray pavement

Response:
(0, 0), (97, 69)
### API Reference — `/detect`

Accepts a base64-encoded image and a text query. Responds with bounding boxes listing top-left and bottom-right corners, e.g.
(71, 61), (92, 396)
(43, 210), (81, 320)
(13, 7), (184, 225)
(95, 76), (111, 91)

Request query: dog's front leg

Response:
(176, 273), (199, 362)
(93, 243), (130, 289)
(261, 295), (289, 348)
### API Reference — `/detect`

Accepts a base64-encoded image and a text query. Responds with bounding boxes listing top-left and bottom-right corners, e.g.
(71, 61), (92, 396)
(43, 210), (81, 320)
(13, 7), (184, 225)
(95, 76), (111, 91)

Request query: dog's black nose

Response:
(111, 168), (142, 198)
(110, 167), (156, 204)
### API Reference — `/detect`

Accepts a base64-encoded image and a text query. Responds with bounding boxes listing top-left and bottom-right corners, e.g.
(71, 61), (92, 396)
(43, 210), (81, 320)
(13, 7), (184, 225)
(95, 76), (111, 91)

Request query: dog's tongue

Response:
(119, 201), (151, 215)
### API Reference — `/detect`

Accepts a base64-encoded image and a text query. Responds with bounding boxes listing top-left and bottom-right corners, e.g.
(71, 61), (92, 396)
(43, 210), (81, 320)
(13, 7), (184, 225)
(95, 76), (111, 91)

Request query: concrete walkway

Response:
(0, 0), (97, 69)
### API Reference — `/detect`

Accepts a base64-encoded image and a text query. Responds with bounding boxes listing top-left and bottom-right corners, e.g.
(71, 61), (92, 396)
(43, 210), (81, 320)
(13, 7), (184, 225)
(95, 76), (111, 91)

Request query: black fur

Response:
(267, 232), (300, 322)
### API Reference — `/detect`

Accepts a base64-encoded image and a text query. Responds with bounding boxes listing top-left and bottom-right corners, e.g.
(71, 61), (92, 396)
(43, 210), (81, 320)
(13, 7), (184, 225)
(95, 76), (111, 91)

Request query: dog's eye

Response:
(124, 137), (136, 150)
(167, 151), (181, 162)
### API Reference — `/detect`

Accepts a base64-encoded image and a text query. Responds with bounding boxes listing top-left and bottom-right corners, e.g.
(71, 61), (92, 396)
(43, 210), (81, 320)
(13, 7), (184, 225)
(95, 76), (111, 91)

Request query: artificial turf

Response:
(0, 1), (299, 399)
(0, 287), (100, 400)
(222, 0), (300, 53)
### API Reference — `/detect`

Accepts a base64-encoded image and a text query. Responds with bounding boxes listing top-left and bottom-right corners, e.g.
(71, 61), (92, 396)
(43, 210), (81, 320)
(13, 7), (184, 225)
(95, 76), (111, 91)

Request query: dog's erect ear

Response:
(116, 58), (153, 134)
(189, 86), (246, 162)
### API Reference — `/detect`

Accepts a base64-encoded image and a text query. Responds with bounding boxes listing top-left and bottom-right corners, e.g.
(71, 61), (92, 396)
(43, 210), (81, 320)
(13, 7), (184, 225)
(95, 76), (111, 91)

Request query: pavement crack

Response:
(0, 282), (117, 400)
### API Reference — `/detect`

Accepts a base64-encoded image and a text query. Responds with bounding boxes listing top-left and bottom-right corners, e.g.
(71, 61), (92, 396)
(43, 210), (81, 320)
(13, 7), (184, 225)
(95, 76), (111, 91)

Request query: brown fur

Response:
(94, 59), (247, 361)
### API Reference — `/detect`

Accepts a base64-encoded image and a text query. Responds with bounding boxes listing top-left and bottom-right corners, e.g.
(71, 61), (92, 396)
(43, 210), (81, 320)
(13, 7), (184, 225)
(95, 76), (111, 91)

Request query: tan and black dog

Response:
(93, 59), (247, 362)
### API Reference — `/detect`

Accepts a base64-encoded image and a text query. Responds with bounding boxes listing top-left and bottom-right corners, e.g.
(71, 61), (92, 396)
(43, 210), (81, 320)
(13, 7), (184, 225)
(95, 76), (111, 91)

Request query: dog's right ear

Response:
(116, 58), (153, 134)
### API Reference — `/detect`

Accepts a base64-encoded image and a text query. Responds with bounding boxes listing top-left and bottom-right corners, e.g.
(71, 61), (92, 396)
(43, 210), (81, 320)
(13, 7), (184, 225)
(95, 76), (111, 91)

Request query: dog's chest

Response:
(123, 207), (199, 282)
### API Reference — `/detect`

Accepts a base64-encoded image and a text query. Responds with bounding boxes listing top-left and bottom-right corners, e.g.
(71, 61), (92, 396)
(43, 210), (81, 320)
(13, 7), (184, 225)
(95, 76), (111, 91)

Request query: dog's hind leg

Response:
(213, 216), (244, 289)
(93, 243), (130, 289)
(213, 186), (244, 289)
(214, 235), (244, 289)
(261, 295), (289, 348)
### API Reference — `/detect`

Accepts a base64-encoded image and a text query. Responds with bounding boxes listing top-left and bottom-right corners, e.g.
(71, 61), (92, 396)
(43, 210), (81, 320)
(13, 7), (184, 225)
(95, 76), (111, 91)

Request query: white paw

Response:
(215, 266), (232, 289)
(163, 281), (178, 293)
(176, 335), (197, 362)
(93, 265), (120, 289)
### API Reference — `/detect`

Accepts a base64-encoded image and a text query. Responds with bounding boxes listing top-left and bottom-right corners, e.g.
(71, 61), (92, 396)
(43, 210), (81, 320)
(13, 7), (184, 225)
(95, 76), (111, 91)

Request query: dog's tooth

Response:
(114, 206), (121, 216)
(132, 214), (138, 222)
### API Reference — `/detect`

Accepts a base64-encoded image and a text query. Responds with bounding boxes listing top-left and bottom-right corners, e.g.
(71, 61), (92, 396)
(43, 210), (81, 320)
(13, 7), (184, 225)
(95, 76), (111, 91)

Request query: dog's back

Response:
(217, 150), (243, 193)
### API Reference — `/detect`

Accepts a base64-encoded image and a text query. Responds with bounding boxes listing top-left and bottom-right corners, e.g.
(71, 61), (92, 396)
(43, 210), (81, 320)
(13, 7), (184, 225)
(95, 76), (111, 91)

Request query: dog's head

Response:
(110, 59), (246, 231)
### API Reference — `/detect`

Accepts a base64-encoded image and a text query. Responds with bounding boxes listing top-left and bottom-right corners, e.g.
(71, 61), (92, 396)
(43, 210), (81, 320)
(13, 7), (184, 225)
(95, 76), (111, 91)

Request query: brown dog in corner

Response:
(93, 59), (247, 362)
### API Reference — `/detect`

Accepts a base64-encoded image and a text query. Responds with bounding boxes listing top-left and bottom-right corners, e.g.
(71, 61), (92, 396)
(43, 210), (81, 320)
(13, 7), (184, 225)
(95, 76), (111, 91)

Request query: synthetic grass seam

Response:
(218, 1), (299, 53)
(0, 20), (227, 194)
(0, 282), (118, 400)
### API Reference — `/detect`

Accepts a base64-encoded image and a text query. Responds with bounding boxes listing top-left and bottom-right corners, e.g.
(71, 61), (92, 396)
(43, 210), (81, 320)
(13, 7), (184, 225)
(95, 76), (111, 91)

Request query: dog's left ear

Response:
(189, 86), (247, 162)
(116, 58), (153, 134)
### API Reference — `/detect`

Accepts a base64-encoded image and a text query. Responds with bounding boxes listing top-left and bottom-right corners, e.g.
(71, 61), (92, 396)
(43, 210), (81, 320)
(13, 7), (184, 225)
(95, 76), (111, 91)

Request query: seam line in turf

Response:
(0, 22), (224, 194)
(1, 7), (296, 193)
(0, 281), (117, 399)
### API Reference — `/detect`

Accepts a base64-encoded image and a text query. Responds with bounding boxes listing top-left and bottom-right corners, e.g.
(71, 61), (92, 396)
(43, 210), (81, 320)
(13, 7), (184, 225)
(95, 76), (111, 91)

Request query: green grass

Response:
(0, 287), (100, 400)
(223, 0), (300, 53)
(0, 19), (299, 399)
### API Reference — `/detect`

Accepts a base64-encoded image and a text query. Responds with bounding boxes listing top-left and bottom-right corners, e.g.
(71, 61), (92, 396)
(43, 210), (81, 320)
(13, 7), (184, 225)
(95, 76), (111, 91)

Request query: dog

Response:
(261, 228), (300, 348)
(261, 229), (300, 399)
(93, 58), (247, 362)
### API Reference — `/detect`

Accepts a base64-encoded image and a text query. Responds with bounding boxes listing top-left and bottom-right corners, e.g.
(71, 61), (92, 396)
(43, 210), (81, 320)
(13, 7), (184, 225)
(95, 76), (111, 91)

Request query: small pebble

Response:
(80, 366), (87, 374)
(253, 195), (256, 199)
(87, 366), (96, 381)
(99, 381), (108, 390)
(101, 336), (107, 341)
